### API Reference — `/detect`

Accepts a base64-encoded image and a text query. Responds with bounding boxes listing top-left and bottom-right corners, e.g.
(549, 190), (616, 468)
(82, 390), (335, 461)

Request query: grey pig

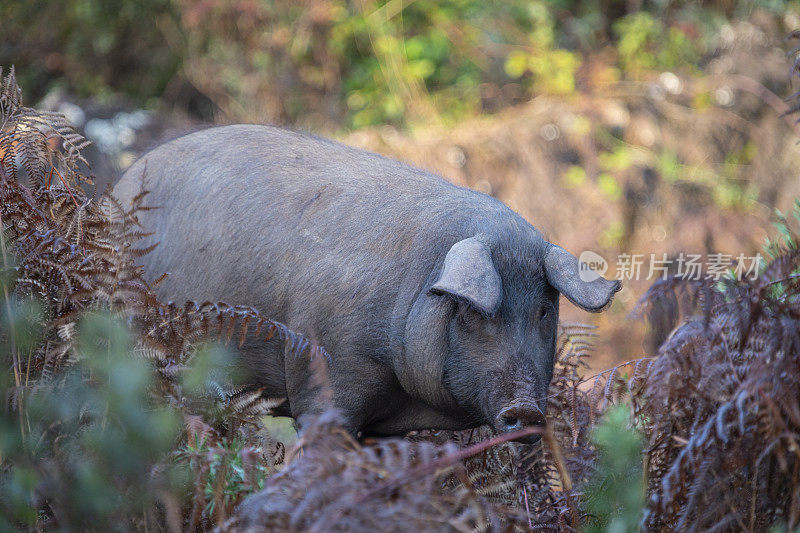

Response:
(113, 125), (620, 443)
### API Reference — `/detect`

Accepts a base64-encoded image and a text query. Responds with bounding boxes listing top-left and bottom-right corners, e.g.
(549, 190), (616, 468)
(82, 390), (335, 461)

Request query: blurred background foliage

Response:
(1, 0), (795, 130)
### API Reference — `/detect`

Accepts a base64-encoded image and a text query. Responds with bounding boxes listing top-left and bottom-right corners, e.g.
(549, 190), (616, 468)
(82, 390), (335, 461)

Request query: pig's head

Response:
(402, 235), (619, 444)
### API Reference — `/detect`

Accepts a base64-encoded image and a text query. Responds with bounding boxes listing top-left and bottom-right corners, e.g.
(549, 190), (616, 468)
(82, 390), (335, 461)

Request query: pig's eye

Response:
(538, 307), (549, 320)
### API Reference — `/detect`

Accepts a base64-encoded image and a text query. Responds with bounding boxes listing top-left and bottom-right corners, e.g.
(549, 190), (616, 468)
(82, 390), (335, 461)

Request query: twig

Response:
(50, 166), (80, 207)
(543, 427), (578, 530)
(523, 484), (532, 529)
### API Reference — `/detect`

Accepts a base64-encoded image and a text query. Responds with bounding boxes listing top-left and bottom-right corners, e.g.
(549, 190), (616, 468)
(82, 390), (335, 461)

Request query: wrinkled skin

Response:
(113, 125), (619, 443)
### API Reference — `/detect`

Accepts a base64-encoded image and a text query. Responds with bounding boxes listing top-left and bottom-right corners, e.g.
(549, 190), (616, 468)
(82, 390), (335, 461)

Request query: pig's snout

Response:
(495, 404), (546, 444)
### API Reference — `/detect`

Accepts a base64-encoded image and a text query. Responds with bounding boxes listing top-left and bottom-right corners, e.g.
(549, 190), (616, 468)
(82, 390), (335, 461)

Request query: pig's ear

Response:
(544, 244), (620, 312)
(430, 237), (502, 317)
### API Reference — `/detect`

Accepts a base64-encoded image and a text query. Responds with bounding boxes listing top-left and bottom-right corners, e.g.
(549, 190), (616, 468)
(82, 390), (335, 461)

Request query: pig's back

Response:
(113, 125), (521, 337)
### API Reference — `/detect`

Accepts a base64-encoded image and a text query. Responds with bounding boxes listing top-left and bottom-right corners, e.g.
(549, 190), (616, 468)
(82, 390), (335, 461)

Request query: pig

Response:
(113, 125), (619, 443)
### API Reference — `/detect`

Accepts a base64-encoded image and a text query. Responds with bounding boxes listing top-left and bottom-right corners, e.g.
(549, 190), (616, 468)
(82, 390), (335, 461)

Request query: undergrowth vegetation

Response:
(1, 66), (800, 531)
(0, 68), (310, 530)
